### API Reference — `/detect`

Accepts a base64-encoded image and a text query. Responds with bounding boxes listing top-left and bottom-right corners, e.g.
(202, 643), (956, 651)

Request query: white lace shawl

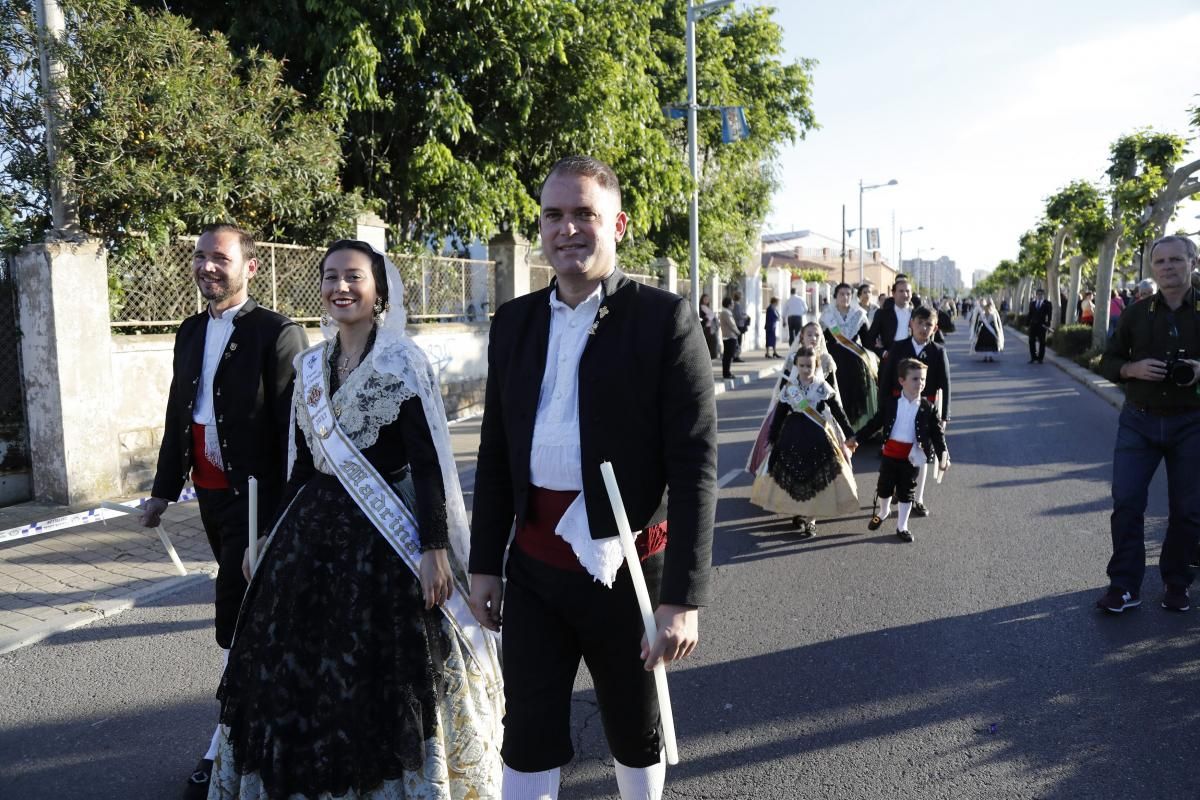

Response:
(819, 304), (867, 339)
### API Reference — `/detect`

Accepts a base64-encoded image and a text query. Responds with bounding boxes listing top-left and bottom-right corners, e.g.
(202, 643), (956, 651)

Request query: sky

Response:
(748, 0), (1200, 286)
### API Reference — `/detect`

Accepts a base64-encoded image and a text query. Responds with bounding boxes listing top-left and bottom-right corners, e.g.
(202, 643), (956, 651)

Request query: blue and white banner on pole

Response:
(720, 106), (749, 143)
(663, 105), (688, 120)
(867, 228), (881, 250)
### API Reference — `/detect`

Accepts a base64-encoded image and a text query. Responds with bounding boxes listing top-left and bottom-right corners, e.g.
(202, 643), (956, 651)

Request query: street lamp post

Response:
(686, 0), (734, 312)
(858, 178), (898, 284)
(898, 225), (923, 274)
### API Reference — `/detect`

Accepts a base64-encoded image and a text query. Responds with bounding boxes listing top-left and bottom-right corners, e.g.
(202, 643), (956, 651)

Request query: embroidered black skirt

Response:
(216, 472), (448, 799)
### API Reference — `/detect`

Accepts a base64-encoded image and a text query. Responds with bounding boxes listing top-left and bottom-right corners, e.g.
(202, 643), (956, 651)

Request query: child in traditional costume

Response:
(848, 358), (950, 543)
(970, 298), (1005, 362)
(750, 347), (859, 538)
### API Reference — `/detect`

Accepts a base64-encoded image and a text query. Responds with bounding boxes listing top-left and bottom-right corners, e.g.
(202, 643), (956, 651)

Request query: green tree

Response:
(1044, 180), (1108, 324)
(129, 0), (817, 276)
(1092, 130), (1197, 348)
(0, 0), (357, 253)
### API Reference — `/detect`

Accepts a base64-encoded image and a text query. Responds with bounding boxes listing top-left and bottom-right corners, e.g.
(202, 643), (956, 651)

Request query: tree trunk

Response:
(1138, 158), (1200, 274)
(1047, 226), (1068, 330)
(1066, 255), (1084, 325)
(1092, 228), (1122, 351)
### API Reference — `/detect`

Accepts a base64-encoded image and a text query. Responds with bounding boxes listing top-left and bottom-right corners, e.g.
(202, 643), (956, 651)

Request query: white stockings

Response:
(502, 766), (561, 800)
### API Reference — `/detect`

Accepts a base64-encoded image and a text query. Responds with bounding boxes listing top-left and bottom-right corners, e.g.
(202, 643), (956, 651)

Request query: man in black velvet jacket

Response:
(468, 156), (717, 797)
(1026, 287), (1053, 363)
(140, 223), (306, 798)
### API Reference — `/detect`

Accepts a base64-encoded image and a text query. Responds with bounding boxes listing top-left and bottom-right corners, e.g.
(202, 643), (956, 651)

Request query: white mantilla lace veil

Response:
(315, 240), (473, 574)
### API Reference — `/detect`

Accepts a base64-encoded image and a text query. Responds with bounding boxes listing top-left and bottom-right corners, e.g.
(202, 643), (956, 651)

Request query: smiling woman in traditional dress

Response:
(208, 240), (502, 800)
(820, 282), (879, 430)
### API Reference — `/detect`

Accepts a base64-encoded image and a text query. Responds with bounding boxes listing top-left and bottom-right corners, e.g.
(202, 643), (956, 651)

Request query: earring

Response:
(320, 310), (333, 327)
(373, 298), (386, 319)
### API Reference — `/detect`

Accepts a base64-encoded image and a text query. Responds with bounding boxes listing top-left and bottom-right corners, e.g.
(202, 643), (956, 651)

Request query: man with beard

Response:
(469, 155), (717, 799)
(140, 223), (307, 798)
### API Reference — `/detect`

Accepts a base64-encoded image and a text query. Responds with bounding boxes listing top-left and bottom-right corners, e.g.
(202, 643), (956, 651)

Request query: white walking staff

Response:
(598, 461), (680, 766)
(99, 502), (187, 576)
(247, 476), (258, 576)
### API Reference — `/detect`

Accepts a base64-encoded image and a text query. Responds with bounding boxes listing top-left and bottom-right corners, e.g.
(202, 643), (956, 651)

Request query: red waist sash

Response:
(190, 423), (229, 489)
(515, 485), (667, 572)
(881, 439), (914, 460)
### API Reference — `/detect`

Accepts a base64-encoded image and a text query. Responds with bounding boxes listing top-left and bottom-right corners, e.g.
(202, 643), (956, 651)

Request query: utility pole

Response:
(33, 0), (79, 235)
(686, 0), (733, 313)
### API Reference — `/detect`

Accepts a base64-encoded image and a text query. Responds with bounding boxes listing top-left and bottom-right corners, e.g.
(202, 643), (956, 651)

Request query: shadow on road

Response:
(560, 588), (1200, 799)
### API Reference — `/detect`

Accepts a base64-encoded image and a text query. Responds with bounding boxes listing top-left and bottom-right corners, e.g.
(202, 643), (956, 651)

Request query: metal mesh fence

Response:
(108, 237), (496, 329)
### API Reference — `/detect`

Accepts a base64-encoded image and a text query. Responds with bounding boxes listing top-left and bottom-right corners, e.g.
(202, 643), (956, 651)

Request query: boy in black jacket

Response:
(876, 306), (951, 517)
(848, 359), (950, 542)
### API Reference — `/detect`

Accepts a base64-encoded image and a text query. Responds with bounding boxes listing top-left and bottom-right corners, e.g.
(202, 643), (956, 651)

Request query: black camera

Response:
(1163, 350), (1195, 386)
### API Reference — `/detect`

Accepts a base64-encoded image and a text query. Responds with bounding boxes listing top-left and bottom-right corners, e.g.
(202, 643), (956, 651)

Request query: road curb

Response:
(714, 363), (781, 395)
(1005, 326), (1124, 411)
(0, 569), (215, 656)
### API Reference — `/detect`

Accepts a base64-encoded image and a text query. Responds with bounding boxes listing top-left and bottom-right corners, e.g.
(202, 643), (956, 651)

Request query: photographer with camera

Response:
(1097, 235), (1200, 614)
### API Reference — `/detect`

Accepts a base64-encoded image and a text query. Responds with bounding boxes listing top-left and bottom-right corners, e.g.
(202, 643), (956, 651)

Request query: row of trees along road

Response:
(1, 0), (816, 282)
(977, 107), (1200, 353)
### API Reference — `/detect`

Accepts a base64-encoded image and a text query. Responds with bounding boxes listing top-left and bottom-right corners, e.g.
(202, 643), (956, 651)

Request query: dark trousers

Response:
(1107, 406), (1200, 593)
(787, 315), (804, 344)
(196, 487), (252, 648)
(500, 546), (664, 771)
(876, 455), (919, 503)
(1029, 326), (1047, 361)
(721, 337), (737, 378)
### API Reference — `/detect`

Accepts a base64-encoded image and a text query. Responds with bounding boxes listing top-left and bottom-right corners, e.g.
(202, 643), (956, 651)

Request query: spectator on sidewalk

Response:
(698, 293), (719, 359)
(720, 295), (740, 380)
(732, 291), (748, 363)
(858, 283), (879, 326)
(140, 223), (307, 799)
(783, 287), (808, 345)
(1096, 235), (1200, 615)
(1136, 279), (1157, 301)
(765, 296), (781, 358)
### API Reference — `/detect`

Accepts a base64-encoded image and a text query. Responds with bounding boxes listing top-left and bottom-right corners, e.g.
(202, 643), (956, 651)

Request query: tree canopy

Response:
(0, 0), (357, 252)
(130, 0), (817, 275)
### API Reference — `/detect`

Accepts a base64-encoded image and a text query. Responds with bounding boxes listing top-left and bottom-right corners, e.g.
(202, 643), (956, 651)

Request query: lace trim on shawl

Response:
(294, 340), (418, 475)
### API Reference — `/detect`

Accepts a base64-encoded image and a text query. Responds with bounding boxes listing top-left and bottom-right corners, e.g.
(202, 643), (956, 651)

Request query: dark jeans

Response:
(500, 547), (664, 771)
(1107, 406), (1200, 593)
(1029, 326), (1046, 361)
(722, 337), (737, 377)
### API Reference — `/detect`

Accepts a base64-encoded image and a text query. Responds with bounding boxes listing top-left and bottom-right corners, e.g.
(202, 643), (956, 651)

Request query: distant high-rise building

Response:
(901, 255), (963, 296)
(972, 269), (990, 290)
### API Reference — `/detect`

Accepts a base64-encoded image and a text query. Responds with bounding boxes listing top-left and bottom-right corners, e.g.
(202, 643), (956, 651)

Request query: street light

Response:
(859, 178), (898, 284)
(898, 225), (923, 273)
(686, 0), (734, 312)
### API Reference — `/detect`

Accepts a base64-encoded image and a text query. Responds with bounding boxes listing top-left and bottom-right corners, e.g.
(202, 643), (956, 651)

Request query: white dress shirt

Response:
(193, 301), (246, 467)
(529, 282), (625, 585)
(894, 305), (912, 343)
(888, 394), (920, 444)
(783, 294), (808, 319)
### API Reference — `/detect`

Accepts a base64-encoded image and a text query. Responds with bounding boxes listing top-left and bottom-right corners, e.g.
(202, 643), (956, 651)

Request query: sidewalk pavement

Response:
(0, 351), (783, 655)
(1004, 326), (1124, 411)
(0, 498), (214, 655)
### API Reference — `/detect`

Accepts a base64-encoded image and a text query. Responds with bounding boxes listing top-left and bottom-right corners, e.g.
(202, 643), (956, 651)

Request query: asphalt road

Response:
(2, 332), (1197, 799)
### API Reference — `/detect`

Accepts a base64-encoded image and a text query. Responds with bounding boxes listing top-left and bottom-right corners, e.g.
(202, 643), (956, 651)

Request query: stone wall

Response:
(111, 322), (491, 494)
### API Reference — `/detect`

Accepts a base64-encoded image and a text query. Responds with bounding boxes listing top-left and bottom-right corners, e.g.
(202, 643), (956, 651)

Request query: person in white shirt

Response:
(783, 287), (808, 344)
(847, 359), (949, 543)
(468, 156), (717, 800)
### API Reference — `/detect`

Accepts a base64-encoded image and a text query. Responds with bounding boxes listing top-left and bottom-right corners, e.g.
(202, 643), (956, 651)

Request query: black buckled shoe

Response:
(911, 502), (929, 517)
(896, 529), (914, 543)
(183, 758), (213, 800)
